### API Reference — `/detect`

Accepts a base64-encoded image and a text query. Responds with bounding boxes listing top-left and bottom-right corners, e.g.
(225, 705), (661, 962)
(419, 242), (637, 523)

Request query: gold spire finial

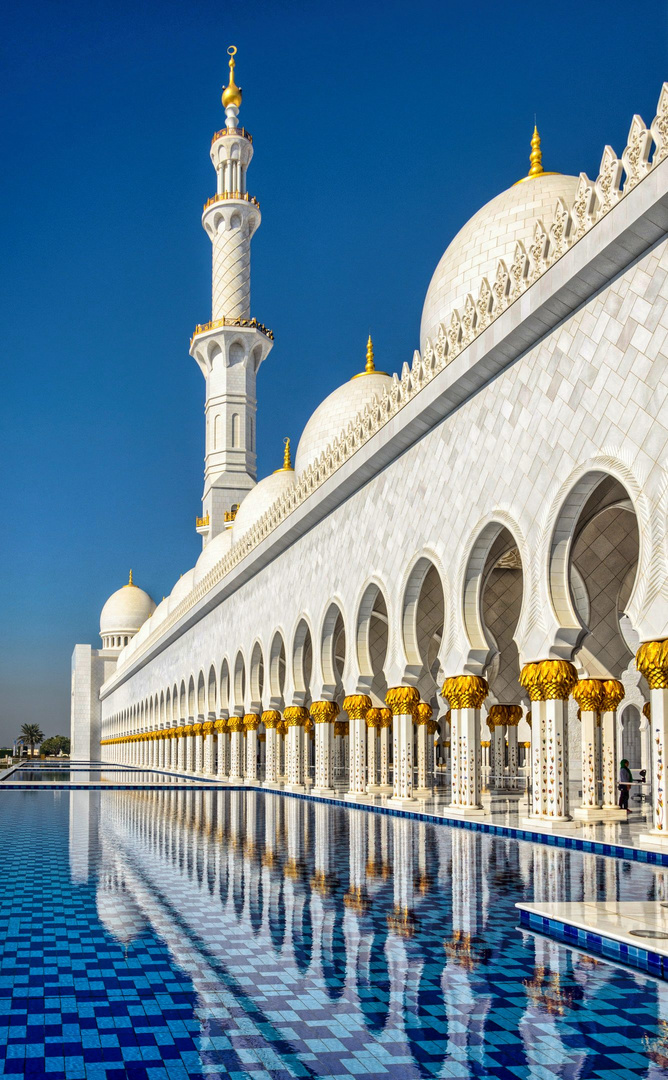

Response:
(275, 436), (294, 473)
(365, 335), (375, 374)
(283, 436), (292, 470)
(222, 45), (243, 110)
(528, 124), (544, 179)
(127, 570), (134, 587)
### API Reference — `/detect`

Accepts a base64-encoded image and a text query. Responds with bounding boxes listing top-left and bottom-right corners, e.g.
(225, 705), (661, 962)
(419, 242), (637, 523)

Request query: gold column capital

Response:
(414, 702), (433, 725)
(227, 716), (244, 733)
(310, 700), (340, 724)
(261, 710), (281, 728)
(505, 705), (523, 727)
(600, 679), (625, 713)
(214, 717), (228, 733)
(571, 678), (605, 713)
(487, 703), (510, 727)
(427, 718), (439, 735)
(243, 713), (260, 731)
(385, 686), (420, 716)
(520, 660), (577, 701)
(636, 640), (668, 689)
(343, 694), (372, 720)
(643, 701), (651, 721)
(365, 707), (384, 728)
(442, 675), (488, 710)
(202, 721), (215, 736)
(283, 705), (309, 727)
(192, 723), (204, 736)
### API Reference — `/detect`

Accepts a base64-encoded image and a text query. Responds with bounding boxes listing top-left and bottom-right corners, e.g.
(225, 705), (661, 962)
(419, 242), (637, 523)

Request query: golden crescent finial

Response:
(283, 436), (292, 470)
(222, 45), (242, 110)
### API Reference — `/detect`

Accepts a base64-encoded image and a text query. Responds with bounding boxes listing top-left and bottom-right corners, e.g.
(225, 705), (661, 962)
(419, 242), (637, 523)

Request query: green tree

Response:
(20, 723), (44, 757)
(40, 736), (70, 757)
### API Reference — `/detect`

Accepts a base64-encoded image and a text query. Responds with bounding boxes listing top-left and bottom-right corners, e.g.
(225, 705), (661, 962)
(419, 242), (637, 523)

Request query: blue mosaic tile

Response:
(1, 788), (668, 1077)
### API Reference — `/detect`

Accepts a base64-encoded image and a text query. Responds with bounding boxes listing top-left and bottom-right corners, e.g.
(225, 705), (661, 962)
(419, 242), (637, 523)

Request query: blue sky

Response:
(1, 0), (666, 741)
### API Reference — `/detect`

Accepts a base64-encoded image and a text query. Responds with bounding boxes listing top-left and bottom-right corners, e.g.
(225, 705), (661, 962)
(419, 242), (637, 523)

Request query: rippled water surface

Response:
(1, 788), (668, 1079)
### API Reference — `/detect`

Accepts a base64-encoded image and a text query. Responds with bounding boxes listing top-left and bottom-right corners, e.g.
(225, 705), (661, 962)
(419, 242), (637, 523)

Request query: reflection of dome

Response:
(100, 572), (156, 646)
(194, 527), (234, 583)
(295, 339), (391, 476)
(420, 171), (578, 353)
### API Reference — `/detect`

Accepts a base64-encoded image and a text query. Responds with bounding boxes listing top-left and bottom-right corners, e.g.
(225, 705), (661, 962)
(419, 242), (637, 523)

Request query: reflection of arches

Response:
(321, 603), (346, 700)
(268, 632), (286, 705)
(356, 582), (389, 705)
(249, 641), (264, 709)
(233, 652), (246, 715)
(402, 557), (445, 702)
(621, 704), (642, 769)
(292, 619), (313, 707)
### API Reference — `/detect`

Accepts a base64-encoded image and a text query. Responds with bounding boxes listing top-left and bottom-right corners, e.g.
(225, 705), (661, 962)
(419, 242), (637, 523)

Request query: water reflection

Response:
(70, 789), (668, 1078)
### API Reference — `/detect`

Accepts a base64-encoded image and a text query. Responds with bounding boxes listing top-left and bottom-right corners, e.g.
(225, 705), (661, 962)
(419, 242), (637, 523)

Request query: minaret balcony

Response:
(195, 514), (210, 536)
(190, 316), (274, 348)
(211, 126), (253, 146)
(203, 192), (260, 212)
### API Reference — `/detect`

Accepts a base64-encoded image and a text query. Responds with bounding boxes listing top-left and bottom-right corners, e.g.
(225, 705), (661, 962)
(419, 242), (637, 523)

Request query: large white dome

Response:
(420, 172), (579, 353)
(295, 368), (392, 477)
(233, 467), (297, 540)
(194, 527), (234, 583)
(100, 574), (156, 637)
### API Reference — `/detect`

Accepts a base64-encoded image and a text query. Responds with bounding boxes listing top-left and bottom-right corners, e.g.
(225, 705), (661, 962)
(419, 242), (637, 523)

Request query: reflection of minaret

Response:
(69, 788), (101, 884)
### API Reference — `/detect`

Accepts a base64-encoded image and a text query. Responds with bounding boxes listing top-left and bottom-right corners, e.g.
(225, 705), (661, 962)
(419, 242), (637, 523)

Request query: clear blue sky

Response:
(1, 0), (666, 742)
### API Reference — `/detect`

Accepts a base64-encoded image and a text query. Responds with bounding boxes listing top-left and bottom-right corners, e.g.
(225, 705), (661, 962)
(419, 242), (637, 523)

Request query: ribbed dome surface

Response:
(100, 580), (156, 636)
(420, 173), (579, 353)
(295, 372), (392, 477)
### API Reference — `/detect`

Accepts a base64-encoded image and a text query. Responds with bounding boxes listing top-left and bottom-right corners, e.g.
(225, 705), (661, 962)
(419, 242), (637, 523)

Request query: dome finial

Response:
(283, 436), (293, 471)
(527, 124), (544, 179)
(365, 335), (375, 374)
(127, 569), (133, 587)
(222, 45), (243, 111)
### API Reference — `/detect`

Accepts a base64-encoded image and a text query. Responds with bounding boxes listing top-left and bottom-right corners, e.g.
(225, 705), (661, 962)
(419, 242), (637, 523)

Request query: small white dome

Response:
(100, 574), (156, 637)
(420, 172), (579, 353)
(233, 469), (297, 540)
(194, 528), (234, 584)
(295, 371), (392, 476)
(169, 568), (196, 607)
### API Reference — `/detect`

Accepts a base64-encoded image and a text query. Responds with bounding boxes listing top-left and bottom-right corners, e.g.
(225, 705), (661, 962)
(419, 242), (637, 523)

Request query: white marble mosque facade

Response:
(72, 67), (668, 844)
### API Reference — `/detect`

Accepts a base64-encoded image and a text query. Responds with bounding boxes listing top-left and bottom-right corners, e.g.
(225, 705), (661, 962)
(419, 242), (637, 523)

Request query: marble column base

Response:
(311, 786), (336, 796)
(521, 815), (579, 831)
(638, 831), (668, 850)
(447, 804), (486, 818)
(572, 807), (606, 823)
(284, 783), (305, 793)
(262, 779), (279, 789)
(345, 791), (372, 802)
(366, 784), (382, 794)
(387, 796), (417, 809)
(377, 784), (393, 794)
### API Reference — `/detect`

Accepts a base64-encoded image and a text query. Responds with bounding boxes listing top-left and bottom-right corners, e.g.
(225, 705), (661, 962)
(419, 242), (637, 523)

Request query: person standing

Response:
(619, 759), (634, 811)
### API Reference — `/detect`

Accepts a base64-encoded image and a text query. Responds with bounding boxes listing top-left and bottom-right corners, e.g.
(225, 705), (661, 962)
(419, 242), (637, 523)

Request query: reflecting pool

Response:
(7, 767), (196, 784)
(1, 788), (668, 1078)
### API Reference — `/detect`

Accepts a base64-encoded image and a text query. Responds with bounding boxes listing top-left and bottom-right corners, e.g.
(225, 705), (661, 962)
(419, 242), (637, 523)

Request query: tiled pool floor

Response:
(2, 787), (668, 1078)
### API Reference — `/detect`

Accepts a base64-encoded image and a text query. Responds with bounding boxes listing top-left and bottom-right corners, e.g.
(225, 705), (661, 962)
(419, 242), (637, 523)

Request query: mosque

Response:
(71, 49), (668, 847)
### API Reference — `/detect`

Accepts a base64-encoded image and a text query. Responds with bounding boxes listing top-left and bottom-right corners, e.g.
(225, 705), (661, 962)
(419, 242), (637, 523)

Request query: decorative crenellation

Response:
(521, 661), (577, 702)
(442, 676), (488, 711)
(114, 83), (668, 679)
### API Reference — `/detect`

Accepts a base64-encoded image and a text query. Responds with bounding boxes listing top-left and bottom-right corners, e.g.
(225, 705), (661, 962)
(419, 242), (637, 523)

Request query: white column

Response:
(228, 718), (244, 781)
(344, 695), (371, 801)
(176, 731), (185, 771)
(505, 712), (521, 787)
(284, 707), (307, 792)
(520, 661), (577, 827)
(216, 720), (228, 779)
(311, 701), (338, 794)
(203, 723), (215, 774)
(601, 681), (625, 817)
(366, 712), (380, 793)
(443, 676), (487, 815)
(378, 710), (392, 792)
(636, 644), (668, 845)
(244, 715), (259, 784)
(414, 702), (432, 797)
(572, 680), (604, 822)
(386, 687), (419, 808)
(262, 711), (280, 786)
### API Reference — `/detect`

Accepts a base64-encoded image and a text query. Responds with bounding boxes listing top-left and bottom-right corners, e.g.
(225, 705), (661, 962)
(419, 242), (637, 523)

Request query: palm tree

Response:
(20, 723), (44, 758)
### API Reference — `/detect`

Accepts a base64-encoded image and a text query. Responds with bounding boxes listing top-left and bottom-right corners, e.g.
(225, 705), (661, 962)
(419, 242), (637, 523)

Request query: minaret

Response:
(190, 46), (274, 544)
